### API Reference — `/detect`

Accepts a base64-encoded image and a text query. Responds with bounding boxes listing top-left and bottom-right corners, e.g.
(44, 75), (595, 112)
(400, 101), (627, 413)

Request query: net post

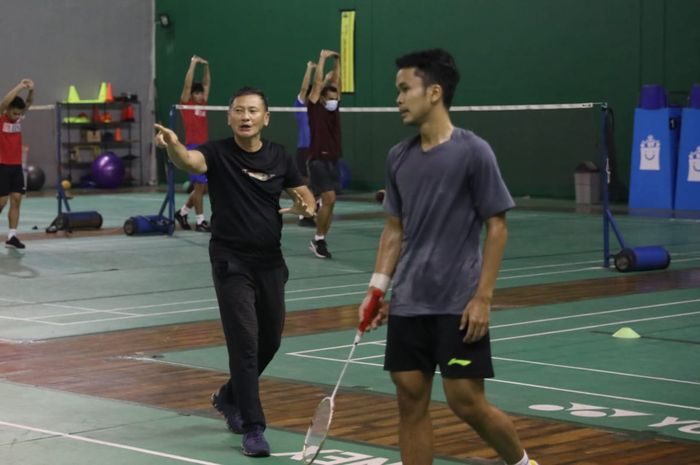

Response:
(599, 103), (611, 268)
(166, 105), (177, 233)
(55, 103), (64, 214)
(53, 103), (73, 214)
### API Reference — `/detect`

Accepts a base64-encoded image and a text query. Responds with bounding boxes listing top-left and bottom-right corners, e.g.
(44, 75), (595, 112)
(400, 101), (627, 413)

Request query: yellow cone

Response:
(612, 327), (641, 339)
(66, 85), (81, 103)
(96, 82), (107, 102)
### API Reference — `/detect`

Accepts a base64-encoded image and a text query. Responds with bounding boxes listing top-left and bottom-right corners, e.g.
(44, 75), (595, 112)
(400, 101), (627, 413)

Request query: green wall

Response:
(155, 0), (700, 198)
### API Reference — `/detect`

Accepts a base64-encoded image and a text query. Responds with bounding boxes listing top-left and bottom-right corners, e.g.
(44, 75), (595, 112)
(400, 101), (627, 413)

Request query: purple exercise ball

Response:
(91, 152), (125, 188)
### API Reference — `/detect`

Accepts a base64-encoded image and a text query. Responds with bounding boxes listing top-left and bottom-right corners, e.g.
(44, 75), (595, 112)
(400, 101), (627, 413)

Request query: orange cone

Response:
(92, 105), (101, 122)
(105, 82), (114, 103)
(121, 104), (135, 121)
(114, 127), (123, 142)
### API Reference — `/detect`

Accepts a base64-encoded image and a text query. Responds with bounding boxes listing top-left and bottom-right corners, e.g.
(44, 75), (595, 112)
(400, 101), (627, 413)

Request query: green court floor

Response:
(1, 194), (699, 464)
(0, 381), (465, 465)
(150, 288), (700, 443)
(1, 197), (699, 341)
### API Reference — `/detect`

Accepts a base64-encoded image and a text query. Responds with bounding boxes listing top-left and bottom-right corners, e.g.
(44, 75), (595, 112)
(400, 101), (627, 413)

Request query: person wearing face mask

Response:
(0, 79), (34, 249)
(306, 49), (341, 258)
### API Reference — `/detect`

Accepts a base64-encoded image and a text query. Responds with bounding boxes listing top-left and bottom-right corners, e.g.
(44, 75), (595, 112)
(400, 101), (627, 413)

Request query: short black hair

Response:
(321, 85), (338, 98)
(9, 96), (26, 110)
(191, 82), (204, 94)
(229, 87), (269, 111)
(395, 48), (460, 108)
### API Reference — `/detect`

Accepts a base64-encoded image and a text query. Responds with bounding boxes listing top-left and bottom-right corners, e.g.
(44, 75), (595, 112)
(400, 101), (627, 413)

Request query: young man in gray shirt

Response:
(359, 49), (538, 465)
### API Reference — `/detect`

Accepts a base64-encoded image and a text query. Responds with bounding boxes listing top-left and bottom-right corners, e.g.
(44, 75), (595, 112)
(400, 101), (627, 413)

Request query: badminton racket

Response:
(301, 288), (384, 464)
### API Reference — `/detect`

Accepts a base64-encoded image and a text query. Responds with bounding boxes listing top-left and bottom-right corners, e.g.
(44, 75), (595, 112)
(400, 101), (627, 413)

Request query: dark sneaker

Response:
(195, 220), (211, 232)
(174, 210), (191, 230)
(309, 239), (331, 258)
(298, 216), (317, 228)
(5, 236), (25, 249)
(211, 387), (244, 434)
(242, 427), (270, 457)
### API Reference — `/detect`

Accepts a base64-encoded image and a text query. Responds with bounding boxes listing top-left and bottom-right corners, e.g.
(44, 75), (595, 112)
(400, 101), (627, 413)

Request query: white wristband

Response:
(369, 273), (391, 293)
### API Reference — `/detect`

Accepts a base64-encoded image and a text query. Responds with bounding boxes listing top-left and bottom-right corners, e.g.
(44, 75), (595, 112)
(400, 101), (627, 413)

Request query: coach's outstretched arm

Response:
(154, 123), (207, 174)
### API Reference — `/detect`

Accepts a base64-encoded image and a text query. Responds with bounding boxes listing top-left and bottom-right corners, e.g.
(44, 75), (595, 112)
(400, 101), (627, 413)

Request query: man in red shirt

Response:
(174, 55), (211, 232)
(307, 49), (341, 258)
(0, 79), (34, 249)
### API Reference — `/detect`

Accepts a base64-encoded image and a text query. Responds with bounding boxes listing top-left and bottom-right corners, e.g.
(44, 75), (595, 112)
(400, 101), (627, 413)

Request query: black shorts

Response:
(0, 164), (25, 196)
(307, 159), (341, 195)
(296, 147), (310, 177)
(384, 314), (494, 379)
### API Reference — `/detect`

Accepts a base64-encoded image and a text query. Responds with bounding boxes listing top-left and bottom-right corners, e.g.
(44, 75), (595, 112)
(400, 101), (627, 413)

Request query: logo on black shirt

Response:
(242, 168), (276, 182)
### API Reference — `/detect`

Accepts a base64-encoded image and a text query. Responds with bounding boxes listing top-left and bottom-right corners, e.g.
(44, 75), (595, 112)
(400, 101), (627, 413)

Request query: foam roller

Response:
(123, 215), (174, 236)
(53, 211), (103, 231)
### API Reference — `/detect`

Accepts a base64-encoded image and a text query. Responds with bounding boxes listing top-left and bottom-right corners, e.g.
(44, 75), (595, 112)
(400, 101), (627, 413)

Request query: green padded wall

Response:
(155, 0), (700, 198)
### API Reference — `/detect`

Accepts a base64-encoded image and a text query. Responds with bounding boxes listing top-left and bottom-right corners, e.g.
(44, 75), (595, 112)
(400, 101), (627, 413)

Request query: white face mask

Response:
(324, 99), (339, 112)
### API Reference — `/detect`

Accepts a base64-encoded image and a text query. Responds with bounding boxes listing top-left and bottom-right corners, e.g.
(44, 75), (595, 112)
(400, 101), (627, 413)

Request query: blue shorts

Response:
(185, 143), (208, 184)
(189, 173), (208, 184)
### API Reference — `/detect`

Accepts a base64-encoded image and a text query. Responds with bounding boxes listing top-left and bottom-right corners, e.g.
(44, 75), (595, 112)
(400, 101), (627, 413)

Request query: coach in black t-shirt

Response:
(155, 87), (315, 458)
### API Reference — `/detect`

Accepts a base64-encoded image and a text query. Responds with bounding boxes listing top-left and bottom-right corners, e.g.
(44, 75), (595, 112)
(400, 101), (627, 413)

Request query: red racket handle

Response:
(358, 288), (384, 334)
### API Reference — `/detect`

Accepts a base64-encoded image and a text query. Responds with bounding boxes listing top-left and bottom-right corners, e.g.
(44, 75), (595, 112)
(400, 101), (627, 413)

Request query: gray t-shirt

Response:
(384, 127), (515, 316)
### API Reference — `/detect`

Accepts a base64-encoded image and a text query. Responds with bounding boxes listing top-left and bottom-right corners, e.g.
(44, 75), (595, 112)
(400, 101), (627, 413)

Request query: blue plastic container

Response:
(689, 83), (700, 109)
(639, 84), (668, 110)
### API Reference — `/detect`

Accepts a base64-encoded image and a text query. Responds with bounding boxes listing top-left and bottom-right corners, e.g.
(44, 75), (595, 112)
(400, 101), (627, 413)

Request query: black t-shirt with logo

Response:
(198, 137), (303, 265)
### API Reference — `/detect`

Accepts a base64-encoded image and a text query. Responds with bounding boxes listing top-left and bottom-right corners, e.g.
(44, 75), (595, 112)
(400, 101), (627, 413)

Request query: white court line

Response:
(672, 257), (700, 264)
(289, 352), (383, 365)
(0, 420), (222, 465)
(488, 379), (700, 412)
(493, 356), (700, 386)
(286, 352), (700, 411)
(492, 310), (700, 342)
(491, 298), (700, 329)
(1, 265), (695, 326)
(52, 306), (219, 326)
(287, 282), (369, 294)
(42, 295), (700, 328)
(0, 314), (63, 325)
(286, 353), (700, 411)
(501, 259), (600, 272)
(288, 340), (385, 356)
(287, 290), (367, 302)
(498, 266), (602, 280)
(0, 306), (215, 327)
(27, 299), (222, 320)
(6, 291), (371, 326)
(0, 297), (36, 304)
(27, 309), (140, 320)
(23, 236), (197, 251)
(287, 303), (700, 385)
(5, 290), (698, 329)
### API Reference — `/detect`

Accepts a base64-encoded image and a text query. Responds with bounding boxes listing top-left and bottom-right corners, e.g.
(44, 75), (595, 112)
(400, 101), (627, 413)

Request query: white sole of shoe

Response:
(309, 243), (328, 259)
